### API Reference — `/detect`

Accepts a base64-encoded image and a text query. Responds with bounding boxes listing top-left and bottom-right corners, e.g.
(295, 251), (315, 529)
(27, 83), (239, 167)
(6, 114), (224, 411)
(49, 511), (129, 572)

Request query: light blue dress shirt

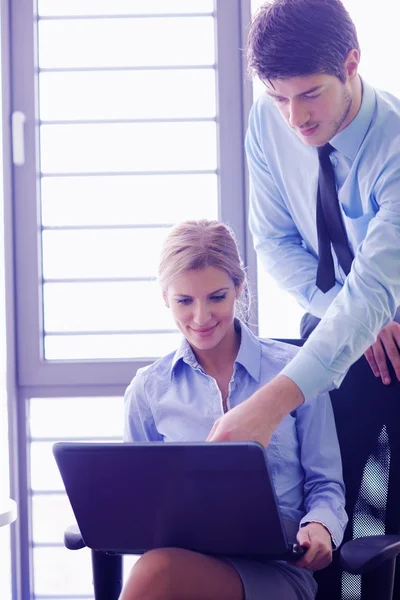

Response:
(124, 320), (348, 548)
(246, 79), (400, 401)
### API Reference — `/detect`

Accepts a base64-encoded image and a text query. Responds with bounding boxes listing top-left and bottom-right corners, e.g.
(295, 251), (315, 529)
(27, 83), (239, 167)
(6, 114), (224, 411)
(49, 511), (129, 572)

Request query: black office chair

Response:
(64, 348), (400, 600)
(280, 340), (400, 600)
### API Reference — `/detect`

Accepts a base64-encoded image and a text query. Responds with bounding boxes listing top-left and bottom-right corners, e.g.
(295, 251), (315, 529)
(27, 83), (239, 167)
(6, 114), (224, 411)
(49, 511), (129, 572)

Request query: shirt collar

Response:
(170, 319), (261, 382)
(170, 336), (197, 376)
(330, 78), (376, 161)
(234, 320), (261, 382)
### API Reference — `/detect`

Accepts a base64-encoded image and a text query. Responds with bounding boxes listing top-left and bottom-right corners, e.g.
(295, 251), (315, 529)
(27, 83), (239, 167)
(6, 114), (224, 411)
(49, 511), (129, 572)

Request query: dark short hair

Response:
(247, 0), (360, 83)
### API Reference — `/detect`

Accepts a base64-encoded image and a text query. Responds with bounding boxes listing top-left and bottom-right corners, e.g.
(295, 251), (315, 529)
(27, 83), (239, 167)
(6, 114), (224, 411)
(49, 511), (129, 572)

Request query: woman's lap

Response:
(122, 548), (317, 600)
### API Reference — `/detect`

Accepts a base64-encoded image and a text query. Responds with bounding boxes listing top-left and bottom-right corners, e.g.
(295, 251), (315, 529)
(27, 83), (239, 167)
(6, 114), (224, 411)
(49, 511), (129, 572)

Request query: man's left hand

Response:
(291, 522), (333, 571)
(364, 321), (400, 385)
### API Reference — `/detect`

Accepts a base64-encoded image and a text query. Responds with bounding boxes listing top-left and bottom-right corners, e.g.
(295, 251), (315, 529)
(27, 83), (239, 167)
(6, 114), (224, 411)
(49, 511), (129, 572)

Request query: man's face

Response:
(265, 73), (354, 147)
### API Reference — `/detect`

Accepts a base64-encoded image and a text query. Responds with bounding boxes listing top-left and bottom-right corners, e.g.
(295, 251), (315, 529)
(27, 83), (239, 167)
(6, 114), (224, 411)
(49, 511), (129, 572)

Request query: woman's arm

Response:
(295, 392), (348, 549)
(123, 368), (163, 442)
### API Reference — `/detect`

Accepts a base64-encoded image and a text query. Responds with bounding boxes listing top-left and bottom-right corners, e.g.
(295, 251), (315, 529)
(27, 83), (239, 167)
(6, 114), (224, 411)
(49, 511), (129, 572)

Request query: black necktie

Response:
(316, 144), (354, 293)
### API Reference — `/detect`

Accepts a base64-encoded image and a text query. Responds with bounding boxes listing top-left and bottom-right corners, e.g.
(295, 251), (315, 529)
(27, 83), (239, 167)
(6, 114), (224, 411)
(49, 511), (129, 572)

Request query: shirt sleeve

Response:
(123, 368), (163, 442)
(246, 100), (343, 319)
(296, 393), (348, 548)
(282, 155), (400, 400)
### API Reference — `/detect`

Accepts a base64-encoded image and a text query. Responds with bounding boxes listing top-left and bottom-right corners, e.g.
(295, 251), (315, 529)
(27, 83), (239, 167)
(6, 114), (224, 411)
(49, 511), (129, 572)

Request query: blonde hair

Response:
(159, 220), (249, 319)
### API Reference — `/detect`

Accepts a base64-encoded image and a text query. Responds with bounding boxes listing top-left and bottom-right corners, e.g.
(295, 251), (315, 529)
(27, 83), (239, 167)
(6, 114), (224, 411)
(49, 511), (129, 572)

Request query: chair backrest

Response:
(318, 355), (400, 599)
(277, 340), (400, 599)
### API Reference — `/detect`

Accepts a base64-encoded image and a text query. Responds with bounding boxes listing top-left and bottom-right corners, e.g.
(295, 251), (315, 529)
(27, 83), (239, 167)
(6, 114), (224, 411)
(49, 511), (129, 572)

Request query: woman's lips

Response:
(190, 325), (217, 337)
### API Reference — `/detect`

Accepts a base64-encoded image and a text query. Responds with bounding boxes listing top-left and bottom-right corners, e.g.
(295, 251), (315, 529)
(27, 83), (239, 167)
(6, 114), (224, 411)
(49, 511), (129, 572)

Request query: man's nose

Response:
(288, 99), (309, 128)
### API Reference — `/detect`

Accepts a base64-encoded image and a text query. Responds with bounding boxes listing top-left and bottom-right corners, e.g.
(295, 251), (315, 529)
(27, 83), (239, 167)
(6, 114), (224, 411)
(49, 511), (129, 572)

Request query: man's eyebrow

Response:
(266, 85), (323, 98)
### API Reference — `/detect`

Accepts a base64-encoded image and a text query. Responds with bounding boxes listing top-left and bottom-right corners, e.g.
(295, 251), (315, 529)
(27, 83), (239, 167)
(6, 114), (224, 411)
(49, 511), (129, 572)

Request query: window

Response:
(8, 2), (251, 598)
(12, 0), (249, 387)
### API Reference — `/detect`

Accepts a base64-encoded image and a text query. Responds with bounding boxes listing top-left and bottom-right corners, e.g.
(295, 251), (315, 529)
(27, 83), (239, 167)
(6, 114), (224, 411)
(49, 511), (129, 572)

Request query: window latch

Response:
(12, 110), (26, 166)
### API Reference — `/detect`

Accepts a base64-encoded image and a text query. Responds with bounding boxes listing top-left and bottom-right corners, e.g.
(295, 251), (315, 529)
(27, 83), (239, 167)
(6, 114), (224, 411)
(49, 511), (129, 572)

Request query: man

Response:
(207, 0), (400, 446)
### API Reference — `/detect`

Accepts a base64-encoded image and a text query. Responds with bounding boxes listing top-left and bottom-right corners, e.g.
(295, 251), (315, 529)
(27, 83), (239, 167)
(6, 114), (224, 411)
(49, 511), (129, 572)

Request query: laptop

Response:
(53, 441), (305, 560)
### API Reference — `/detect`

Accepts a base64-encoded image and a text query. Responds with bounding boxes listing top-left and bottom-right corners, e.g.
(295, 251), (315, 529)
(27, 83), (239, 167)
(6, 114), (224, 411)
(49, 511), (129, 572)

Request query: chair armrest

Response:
(64, 523), (87, 550)
(340, 534), (400, 574)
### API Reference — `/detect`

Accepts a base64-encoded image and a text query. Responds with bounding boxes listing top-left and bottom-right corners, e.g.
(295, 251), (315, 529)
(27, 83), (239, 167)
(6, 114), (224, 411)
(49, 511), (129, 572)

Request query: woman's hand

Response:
(291, 522), (333, 571)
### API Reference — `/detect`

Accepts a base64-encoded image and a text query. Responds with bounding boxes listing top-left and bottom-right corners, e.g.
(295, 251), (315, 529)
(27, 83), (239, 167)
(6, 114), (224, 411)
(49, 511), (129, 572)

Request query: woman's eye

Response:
(304, 94), (320, 100)
(177, 298), (191, 305)
(211, 295), (226, 302)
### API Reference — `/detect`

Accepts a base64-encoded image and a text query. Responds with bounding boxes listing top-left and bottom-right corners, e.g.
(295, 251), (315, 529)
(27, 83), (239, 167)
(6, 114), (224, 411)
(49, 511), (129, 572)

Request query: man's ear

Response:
(344, 49), (360, 81)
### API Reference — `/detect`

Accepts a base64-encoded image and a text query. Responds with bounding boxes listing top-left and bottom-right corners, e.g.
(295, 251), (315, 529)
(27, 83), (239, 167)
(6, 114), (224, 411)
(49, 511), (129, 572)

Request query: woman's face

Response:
(165, 266), (240, 352)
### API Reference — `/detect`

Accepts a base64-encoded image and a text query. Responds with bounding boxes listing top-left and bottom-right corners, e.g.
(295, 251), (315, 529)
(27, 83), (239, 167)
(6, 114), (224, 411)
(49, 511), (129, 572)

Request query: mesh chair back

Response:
(314, 355), (400, 600)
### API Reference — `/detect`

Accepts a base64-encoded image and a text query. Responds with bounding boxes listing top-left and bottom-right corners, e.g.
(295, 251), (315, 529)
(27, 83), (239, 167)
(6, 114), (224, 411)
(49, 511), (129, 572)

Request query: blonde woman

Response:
(122, 220), (347, 600)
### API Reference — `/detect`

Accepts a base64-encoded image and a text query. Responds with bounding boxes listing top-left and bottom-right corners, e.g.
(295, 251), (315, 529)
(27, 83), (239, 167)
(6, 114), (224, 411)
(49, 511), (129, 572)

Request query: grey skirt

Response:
(226, 557), (318, 600)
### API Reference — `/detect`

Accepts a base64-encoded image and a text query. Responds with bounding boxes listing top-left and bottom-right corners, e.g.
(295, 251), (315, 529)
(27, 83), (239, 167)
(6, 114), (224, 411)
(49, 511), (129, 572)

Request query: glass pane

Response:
(43, 281), (176, 332)
(44, 332), (181, 360)
(257, 266), (304, 339)
(38, 17), (215, 69)
(41, 174), (218, 227)
(31, 493), (77, 544)
(33, 546), (93, 596)
(30, 442), (66, 491)
(250, 0), (306, 338)
(123, 555), (140, 583)
(39, 0), (214, 17)
(42, 228), (171, 280)
(344, 1), (400, 96)
(30, 397), (124, 438)
(31, 500), (140, 588)
(0, 527), (11, 600)
(40, 122), (217, 174)
(30, 440), (124, 491)
(39, 69), (216, 121)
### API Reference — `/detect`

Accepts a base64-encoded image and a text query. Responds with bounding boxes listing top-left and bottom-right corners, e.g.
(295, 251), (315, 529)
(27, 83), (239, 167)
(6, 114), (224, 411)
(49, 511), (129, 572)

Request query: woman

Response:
(122, 220), (347, 600)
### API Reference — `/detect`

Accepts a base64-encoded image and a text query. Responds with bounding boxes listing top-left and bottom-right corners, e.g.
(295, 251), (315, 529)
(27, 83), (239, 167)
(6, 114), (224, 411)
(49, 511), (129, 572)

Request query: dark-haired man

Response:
(207, 0), (400, 446)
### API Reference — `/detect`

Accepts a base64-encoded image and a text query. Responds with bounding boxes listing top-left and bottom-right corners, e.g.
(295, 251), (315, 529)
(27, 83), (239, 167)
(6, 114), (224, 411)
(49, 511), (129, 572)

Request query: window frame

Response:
(10, 0), (256, 388)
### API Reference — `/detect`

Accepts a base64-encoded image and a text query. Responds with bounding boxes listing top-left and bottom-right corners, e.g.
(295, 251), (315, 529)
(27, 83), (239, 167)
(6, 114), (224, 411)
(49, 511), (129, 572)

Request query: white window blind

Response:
(37, 1), (219, 361)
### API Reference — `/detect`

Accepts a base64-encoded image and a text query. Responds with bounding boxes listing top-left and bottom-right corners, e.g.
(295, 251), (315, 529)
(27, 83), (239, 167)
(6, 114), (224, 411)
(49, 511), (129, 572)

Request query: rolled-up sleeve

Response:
(282, 156), (400, 400)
